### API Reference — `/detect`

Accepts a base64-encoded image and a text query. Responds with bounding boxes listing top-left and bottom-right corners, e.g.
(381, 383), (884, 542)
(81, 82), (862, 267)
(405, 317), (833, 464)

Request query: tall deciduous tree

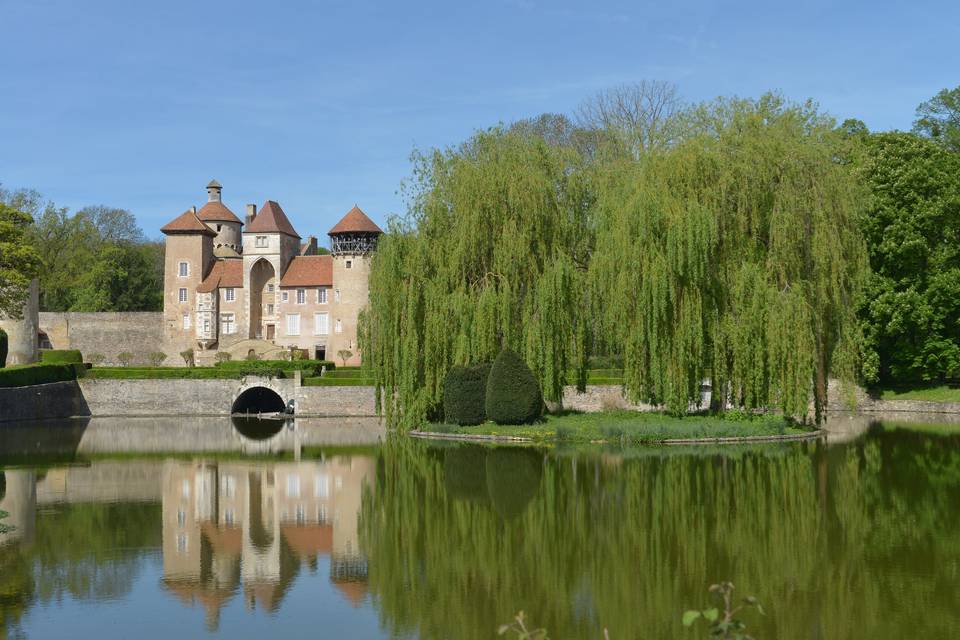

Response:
(913, 86), (960, 153)
(0, 202), (41, 318)
(856, 132), (960, 383)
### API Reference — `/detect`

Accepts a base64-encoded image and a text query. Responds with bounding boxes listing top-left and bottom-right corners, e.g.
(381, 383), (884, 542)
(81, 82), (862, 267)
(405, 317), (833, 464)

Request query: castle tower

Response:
(161, 207), (216, 358)
(196, 180), (244, 254)
(327, 206), (382, 366)
(0, 278), (39, 365)
(242, 201), (301, 340)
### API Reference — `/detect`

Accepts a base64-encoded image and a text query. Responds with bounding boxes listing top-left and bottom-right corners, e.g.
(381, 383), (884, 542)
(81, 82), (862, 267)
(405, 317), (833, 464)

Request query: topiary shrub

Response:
(443, 362), (492, 425)
(87, 352), (106, 366)
(485, 348), (544, 425)
(117, 352), (134, 367)
(215, 352), (232, 364)
(0, 328), (7, 368)
(39, 349), (83, 364)
(147, 352), (167, 367)
(180, 348), (195, 367)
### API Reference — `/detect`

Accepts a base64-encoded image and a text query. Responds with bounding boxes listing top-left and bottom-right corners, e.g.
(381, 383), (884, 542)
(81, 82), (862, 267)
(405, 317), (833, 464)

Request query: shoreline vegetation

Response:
(420, 410), (814, 445)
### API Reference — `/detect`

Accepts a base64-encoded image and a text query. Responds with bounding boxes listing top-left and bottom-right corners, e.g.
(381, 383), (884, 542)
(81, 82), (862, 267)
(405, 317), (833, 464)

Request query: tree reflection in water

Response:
(360, 430), (960, 640)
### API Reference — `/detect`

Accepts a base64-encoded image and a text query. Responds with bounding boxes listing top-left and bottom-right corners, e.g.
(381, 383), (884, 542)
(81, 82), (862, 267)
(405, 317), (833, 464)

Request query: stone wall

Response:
(39, 312), (163, 365)
(0, 380), (90, 423)
(559, 385), (711, 413)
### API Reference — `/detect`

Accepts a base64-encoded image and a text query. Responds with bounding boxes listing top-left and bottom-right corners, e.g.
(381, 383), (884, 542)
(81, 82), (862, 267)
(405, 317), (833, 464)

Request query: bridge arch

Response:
(231, 386), (286, 415)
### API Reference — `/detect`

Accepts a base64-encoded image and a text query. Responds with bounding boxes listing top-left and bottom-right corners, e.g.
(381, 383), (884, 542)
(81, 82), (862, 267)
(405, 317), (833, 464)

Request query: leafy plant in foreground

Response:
(683, 582), (763, 639)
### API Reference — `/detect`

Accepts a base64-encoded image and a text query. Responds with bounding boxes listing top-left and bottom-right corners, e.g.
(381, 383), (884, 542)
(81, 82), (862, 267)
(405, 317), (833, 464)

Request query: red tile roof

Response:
(197, 201), (242, 224)
(245, 200), (301, 238)
(160, 209), (217, 236)
(280, 255), (332, 287)
(328, 205), (383, 235)
(197, 259), (243, 292)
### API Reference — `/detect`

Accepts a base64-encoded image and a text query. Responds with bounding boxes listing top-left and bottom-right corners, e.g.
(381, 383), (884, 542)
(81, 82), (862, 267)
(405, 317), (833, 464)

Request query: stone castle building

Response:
(161, 181), (382, 365)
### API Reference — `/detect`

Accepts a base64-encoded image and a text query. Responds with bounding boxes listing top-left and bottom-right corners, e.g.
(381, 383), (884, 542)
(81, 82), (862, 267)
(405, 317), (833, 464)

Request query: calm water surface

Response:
(0, 414), (958, 639)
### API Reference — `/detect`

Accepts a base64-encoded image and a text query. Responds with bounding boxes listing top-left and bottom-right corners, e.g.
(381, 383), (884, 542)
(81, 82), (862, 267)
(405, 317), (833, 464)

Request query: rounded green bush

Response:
(443, 362), (492, 425)
(39, 349), (83, 364)
(484, 348), (543, 425)
(0, 328), (7, 368)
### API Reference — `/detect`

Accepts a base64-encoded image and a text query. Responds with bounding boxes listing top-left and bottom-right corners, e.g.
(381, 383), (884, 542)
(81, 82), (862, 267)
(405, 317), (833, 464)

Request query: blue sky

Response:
(1, 0), (956, 240)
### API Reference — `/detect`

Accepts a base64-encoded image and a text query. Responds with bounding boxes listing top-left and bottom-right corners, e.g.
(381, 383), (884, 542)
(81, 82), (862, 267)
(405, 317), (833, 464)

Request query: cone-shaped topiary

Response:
(443, 362), (492, 425)
(0, 329), (7, 368)
(485, 348), (543, 425)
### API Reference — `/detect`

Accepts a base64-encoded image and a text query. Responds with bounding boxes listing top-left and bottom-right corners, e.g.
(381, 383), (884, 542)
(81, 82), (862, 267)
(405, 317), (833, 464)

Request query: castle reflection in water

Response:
(0, 454), (375, 631)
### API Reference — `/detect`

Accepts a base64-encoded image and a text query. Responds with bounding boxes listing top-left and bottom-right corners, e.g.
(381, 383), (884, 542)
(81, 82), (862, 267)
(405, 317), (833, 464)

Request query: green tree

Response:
(913, 86), (960, 153)
(0, 201), (41, 318)
(856, 132), (960, 383)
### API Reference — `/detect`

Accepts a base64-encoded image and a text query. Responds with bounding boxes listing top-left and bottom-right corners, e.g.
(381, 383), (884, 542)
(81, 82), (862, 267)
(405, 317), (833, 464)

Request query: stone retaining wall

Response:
(0, 380), (90, 422)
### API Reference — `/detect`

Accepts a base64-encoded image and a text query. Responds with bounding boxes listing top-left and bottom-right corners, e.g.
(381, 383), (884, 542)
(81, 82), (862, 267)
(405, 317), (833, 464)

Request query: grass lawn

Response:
(424, 410), (811, 444)
(878, 385), (960, 403)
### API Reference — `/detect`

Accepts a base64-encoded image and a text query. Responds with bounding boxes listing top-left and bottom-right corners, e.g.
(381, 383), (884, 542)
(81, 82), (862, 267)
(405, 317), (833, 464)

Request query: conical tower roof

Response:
(245, 200), (301, 238)
(328, 205), (382, 235)
(161, 209), (217, 236)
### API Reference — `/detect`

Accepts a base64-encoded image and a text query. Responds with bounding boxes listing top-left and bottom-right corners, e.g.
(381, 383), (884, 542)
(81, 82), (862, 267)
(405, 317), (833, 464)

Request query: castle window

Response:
(317, 288), (327, 304)
(178, 288), (188, 303)
(182, 313), (190, 329)
(267, 303), (274, 316)
(296, 288), (305, 304)
(203, 318), (210, 334)
(345, 260), (352, 269)
(221, 313), (235, 334)
(286, 313), (301, 336)
(267, 283), (274, 293)
(335, 319), (342, 334)
(334, 288), (341, 303)
(255, 235), (268, 248)
(224, 288), (235, 302)
(178, 261), (189, 277)
(216, 224), (222, 232)
(282, 291), (289, 302)
(314, 312), (329, 336)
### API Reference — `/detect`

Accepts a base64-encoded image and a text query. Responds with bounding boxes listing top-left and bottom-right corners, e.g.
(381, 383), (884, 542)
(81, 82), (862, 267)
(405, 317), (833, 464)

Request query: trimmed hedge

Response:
(443, 362), (492, 425)
(40, 349), (84, 364)
(0, 328), (7, 368)
(0, 363), (84, 387)
(302, 376), (374, 386)
(215, 359), (335, 377)
(87, 366), (287, 380)
(485, 349), (543, 425)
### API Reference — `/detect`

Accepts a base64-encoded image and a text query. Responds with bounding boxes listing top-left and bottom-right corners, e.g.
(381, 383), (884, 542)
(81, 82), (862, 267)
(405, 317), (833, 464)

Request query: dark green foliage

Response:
(0, 363), (83, 387)
(443, 362), (492, 425)
(39, 349), (83, 364)
(485, 349), (543, 425)
(484, 447), (542, 519)
(216, 359), (335, 376)
(443, 446), (490, 504)
(857, 132), (960, 383)
(0, 328), (7, 368)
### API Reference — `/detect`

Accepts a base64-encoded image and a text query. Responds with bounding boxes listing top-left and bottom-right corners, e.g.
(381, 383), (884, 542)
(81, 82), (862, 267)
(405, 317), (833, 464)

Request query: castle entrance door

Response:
(266, 324), (275, 340)
(315, 344), (326, 361)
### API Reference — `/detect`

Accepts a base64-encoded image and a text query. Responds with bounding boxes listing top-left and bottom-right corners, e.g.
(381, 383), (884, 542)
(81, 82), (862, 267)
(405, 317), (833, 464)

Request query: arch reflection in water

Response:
(160, 456), (375, 630)
(230, 416), (287, 441)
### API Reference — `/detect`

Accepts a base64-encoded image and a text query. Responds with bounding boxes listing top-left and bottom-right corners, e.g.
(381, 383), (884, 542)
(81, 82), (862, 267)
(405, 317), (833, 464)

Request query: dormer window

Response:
(178, 262), (189, 278)
(255, 236), (268, 248)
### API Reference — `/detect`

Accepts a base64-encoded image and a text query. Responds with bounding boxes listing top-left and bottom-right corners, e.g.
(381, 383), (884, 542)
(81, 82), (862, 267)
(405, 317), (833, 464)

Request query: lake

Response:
(1, 414), (958, 638)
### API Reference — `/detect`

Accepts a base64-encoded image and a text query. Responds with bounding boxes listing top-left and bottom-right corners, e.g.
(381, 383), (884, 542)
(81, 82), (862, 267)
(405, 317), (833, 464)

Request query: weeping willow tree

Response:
(364, 94), (867, 428)
(590, 95), (867, 421)
(361, 128), (595, 428)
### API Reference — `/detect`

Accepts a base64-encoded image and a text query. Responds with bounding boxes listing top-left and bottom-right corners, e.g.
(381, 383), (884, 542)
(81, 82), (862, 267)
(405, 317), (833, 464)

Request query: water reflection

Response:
(1, 415), (959, 639)
(0, 446), (376, 636)
(161, 457), (374, 630)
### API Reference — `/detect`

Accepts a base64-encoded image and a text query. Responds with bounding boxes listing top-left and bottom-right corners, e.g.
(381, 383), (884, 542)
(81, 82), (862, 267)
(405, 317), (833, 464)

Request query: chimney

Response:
(245, 204), (257, 226)
(302, 235), (318, 255)
(190, 205), (197, 214)
(206, 179), (222, 203)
